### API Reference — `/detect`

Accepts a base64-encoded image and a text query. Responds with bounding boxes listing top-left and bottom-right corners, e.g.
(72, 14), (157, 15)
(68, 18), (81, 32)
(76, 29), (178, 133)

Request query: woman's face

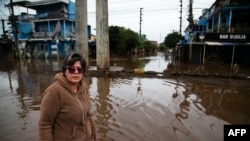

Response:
(65, 61), (83, 84)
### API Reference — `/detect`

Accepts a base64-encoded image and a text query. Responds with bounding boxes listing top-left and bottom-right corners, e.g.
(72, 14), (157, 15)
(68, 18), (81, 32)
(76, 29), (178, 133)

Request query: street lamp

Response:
(189, 29), (193, 62)
(199, 32), (205, 42)
(199, 33), (206, 71)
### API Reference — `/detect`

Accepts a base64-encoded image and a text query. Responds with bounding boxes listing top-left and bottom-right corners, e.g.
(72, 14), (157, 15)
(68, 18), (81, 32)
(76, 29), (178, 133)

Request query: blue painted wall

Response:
(68, 0), (76, 20)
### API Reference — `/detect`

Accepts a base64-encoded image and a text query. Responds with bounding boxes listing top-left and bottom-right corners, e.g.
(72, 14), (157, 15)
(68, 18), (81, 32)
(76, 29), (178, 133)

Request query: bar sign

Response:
(224, 125), (250, 141)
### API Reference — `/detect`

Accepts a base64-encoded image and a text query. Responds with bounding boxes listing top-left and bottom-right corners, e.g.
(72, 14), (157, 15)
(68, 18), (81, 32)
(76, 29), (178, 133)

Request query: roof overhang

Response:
(10, 0), (69, 8)
(26, 0), (68, 7)
(10, 0), (31, 7)
(178, 41), (250, 46)
(205, 41), (250, 46)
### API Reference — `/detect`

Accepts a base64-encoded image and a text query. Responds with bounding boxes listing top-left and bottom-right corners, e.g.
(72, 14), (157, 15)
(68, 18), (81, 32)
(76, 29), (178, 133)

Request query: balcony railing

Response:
(31, 32), (73, 40)
(211, 24), (250, 33)
(32, 32), (55, 39)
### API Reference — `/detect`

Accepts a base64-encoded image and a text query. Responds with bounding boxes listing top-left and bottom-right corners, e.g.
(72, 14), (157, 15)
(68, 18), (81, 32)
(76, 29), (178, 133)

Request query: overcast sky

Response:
(85, 0), (216, 43)
(1, 0), (216, 43)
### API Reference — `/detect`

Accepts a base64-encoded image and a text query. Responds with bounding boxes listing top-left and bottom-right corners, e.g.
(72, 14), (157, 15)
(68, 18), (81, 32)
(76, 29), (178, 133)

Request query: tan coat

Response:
(38, 73), (96, 141)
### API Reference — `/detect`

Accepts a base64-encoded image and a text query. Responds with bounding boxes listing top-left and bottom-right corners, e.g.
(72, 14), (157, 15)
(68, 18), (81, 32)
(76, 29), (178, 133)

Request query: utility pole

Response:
(187, 0), (194, 29)
(187, 0), (194, 62)
(139, 8), (143, 41)
(179, 0), (183, 35)
(1, 19), (6, 39)
(9, 0), (19, 59)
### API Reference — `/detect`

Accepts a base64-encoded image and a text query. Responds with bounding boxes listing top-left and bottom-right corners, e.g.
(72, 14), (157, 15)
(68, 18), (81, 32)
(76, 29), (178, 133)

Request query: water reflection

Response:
(96, 77), (114, 141)
(107, 52), (170, 72)
(0, 52), (250, 141)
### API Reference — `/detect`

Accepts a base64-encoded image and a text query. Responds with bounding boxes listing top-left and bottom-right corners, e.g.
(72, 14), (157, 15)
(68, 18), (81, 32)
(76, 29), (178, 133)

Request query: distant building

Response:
(7, 0), (94, 58)
(148, 40), (158, 46)
(179, 0), (250, 65)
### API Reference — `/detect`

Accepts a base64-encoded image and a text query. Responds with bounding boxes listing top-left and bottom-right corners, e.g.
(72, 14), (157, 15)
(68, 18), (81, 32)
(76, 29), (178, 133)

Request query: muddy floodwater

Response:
(0, 52), (250, 141)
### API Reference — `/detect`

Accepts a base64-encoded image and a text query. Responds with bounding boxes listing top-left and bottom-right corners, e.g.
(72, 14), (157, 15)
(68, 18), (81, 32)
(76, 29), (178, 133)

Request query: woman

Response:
(38, 53), (96, 141)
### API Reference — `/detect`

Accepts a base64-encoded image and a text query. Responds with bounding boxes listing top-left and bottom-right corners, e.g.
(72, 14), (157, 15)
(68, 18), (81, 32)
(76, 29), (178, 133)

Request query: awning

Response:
(178, 41), (250, 46)
(204, 42), (223, 46)
(205, 42), (250, 46)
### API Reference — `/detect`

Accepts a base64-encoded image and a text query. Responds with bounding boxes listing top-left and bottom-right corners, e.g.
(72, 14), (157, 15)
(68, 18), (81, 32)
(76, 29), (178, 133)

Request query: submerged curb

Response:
(83, 68), (250, 80)
(53, 67), (250, 80)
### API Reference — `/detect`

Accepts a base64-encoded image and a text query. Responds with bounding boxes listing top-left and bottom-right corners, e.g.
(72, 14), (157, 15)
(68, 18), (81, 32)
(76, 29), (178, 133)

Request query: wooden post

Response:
(202, 45), (206, 65)
(231, 46), (235, 68)
(189, 38), (192, 62)
(1, 19), (6, 38)
(10, 0), (19, 59)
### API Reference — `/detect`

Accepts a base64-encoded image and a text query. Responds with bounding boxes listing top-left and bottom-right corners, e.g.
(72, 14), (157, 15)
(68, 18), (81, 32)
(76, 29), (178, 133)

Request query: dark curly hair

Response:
(61, 53), (86, 75)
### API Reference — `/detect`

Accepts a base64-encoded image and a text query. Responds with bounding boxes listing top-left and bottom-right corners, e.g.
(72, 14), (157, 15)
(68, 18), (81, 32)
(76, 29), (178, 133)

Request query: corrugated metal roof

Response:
(11, 0), (69, 7)
(11, 0), (31, 7)
(26, 0), (69, 7)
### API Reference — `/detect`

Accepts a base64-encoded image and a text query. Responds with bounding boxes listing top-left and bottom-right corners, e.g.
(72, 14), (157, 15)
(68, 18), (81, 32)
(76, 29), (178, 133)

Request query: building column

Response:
(96, 0), (110, 70)
(75, 0), (89, 66)
(218, 11), (221, 32)
(228, 9), (232, 32)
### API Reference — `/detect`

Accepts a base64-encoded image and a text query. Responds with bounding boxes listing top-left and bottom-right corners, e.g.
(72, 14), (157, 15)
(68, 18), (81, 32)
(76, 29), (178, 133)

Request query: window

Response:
(40, 25), (46, 32)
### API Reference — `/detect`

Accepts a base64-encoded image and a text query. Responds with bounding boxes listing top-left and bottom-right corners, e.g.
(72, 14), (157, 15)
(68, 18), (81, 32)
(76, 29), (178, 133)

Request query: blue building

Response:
(8, 0), (93, 58)
(179, 0), (250, 65)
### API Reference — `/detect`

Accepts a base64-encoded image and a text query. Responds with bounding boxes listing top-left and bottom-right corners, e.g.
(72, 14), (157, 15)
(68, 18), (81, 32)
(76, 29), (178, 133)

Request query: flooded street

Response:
(0, 52), (250, 141)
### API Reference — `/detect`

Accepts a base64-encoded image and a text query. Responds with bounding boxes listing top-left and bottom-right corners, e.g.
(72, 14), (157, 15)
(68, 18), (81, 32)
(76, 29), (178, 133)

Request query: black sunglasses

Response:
(67, 66), (84, 74)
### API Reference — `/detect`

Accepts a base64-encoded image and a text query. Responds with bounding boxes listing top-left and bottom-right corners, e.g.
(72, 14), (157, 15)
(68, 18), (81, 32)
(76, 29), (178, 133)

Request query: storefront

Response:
(177, 33), (250, 65)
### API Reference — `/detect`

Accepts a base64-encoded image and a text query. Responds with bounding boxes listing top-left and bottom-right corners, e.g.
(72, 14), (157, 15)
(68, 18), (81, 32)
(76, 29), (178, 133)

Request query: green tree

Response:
(143, 41), (157, 53)
(159, 42), (167, 51)
(122, 29), (139, 54)
(164, 32), (182, 49)
(109, 26), (122, 54)
(109, 26), (139, 55)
